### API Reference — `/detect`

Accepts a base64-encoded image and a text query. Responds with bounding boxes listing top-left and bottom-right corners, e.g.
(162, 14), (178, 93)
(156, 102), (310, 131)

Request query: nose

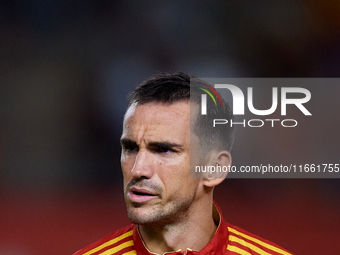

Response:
(131, 150), (154, 179)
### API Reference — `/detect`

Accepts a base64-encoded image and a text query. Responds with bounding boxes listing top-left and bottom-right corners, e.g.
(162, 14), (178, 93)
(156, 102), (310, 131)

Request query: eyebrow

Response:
(148, 141), (184, 151)
(120, 138), (184, 151)
(120, 138), (137, 147)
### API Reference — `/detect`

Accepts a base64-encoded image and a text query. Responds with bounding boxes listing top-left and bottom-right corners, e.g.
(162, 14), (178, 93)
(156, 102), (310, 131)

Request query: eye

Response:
(155, 146), (175, 154)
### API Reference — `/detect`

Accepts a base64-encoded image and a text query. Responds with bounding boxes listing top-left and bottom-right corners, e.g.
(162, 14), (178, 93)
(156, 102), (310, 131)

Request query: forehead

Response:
(122, 101), (191, 141)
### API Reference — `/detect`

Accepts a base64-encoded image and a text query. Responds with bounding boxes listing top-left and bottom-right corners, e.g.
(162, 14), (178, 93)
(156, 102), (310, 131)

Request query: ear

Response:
(201, 150), (232, 188)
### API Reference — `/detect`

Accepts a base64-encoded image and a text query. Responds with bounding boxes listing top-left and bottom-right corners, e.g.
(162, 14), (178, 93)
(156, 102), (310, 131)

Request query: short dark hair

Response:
(128, 72), (234, 152)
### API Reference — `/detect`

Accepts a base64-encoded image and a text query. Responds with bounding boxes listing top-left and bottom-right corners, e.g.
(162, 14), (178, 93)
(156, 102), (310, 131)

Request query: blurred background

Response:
(0, 1), (340, 254)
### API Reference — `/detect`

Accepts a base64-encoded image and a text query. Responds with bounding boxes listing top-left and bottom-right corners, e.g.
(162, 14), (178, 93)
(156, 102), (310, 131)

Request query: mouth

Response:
(128, 187), (158, 203)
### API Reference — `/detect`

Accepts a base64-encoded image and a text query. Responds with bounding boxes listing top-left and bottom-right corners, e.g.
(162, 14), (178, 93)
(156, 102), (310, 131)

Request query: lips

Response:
(128, 187), (158, 203)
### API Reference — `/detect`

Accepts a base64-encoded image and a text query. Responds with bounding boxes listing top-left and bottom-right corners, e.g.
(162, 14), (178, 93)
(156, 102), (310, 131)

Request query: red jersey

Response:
(74, 203), (293, 255)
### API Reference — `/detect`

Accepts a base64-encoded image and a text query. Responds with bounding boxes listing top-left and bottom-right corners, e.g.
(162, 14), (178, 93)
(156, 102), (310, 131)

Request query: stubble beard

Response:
(126, 190), (197, 226)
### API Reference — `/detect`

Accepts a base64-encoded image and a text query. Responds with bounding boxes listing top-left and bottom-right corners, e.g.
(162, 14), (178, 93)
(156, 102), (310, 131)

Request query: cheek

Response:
(121, 154), (134, 180)
(161, 161), (193, 192)
(165, 177), (198, 203)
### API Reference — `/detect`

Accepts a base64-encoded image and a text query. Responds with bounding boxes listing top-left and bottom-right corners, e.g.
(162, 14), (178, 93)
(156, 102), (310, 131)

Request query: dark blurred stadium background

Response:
(0, 1), (339, 254)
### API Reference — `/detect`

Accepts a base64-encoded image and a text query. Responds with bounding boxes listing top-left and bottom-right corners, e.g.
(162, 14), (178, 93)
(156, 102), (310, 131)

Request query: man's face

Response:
(120, 101), (200, 225)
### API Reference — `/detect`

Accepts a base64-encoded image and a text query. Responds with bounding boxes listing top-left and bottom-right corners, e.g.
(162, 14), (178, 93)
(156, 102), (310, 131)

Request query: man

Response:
(74, 72), (293, 255)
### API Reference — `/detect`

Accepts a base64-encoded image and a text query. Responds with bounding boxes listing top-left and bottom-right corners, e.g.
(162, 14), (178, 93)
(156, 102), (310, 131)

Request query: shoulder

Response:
(73, 224), (136, 255)
(225, 223), (294, 255)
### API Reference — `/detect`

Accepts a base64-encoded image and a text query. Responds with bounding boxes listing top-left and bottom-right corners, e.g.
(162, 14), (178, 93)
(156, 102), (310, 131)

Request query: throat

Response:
(137, 216), (217, 254)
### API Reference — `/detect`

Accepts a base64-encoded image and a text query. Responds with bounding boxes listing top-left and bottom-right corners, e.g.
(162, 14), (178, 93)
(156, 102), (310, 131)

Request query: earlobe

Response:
(202, 150), (232, 188)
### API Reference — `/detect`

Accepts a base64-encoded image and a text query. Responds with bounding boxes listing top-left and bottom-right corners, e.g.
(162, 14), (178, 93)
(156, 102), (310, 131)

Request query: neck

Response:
(138, 199), (217, 254)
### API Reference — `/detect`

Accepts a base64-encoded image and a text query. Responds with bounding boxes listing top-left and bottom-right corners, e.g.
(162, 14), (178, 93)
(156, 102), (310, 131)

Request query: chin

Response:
(127, 209), (151, 225)
(127, 206), (165, 225)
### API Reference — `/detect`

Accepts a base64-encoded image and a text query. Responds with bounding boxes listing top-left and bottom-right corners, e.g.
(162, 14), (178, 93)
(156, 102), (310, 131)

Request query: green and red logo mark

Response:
(199, 83), (222, 115)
